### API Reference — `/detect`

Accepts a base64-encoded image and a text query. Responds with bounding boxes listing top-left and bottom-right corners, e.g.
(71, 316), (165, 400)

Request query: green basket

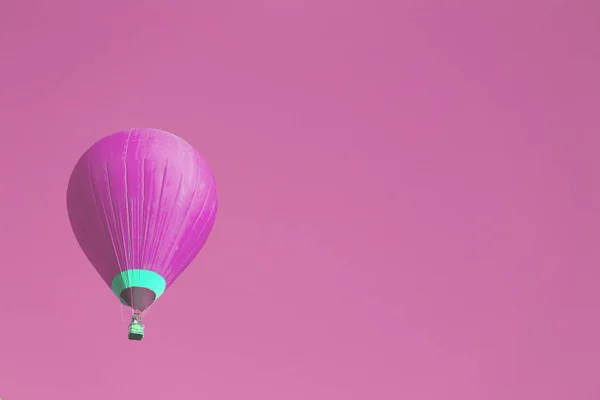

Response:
(128, 322), (145, 341)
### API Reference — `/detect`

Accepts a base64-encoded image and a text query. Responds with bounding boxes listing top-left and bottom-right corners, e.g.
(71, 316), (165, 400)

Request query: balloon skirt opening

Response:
(111, 270), (166, 311)
(121, 287), (156, 311)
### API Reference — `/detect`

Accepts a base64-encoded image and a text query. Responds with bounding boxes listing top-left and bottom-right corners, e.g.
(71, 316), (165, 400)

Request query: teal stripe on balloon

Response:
(111, 269), (167, 304)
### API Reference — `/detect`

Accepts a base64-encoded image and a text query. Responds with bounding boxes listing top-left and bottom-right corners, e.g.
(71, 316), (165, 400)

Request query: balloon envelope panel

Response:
(67, 128), (218, 310)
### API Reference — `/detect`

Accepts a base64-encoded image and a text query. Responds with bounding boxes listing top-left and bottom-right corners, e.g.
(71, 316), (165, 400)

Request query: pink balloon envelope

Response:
(67, 128), (218, 327)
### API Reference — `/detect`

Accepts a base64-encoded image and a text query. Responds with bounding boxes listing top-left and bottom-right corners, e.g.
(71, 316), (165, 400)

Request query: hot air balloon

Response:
(67, 128), (218, 341)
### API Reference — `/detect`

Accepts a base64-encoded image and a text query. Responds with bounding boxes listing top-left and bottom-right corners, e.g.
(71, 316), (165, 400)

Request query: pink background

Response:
(0, 0), (598, 399)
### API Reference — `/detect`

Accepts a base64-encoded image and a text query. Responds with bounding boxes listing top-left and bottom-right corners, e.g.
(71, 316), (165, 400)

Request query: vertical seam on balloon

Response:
(165, 195), (205, 284)
(89, 159), (124, 286)
(173, 178), (215, 283)
(104, 161), (127, 299)
(178, 195), (216, 282)
(142, 159), (152, 269)
(191, 182), (218, 258)
(140, 132), (149, 272)
(149, 160), (169, 280)
(163, 181), (206, 283)
(140, 158), (149, 273)
(176, 173), (213, 266)
(162, 166), (201, 283)
(124, 129), (133, 309)
(87, 159), (115, 281)
(157, 171), (185, 279)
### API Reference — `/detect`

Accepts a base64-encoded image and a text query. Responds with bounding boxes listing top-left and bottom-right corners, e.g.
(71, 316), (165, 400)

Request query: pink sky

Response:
(0, 0), (599, 399)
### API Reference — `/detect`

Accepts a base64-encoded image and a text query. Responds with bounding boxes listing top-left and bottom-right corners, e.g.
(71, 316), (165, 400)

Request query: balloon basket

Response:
(128, 311), (145, 341)
(128, 323), (145, 341)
